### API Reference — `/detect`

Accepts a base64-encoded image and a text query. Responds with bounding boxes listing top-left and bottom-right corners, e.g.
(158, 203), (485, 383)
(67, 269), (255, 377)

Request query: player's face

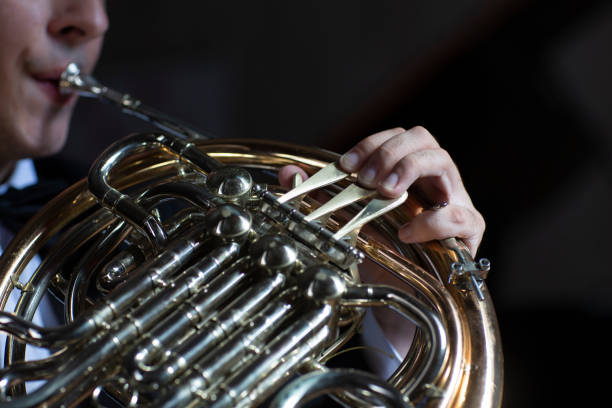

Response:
(0, 0), (108, 165)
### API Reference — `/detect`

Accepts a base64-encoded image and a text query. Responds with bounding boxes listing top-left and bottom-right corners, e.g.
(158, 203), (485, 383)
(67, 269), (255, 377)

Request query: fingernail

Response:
(380, 172), (398, 191)
(359, 166), (376, 186)
(340, 151), (359, 171)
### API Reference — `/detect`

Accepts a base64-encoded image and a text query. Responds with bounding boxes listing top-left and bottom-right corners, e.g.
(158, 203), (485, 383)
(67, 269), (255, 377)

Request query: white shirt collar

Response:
(0, 159), (38, 195)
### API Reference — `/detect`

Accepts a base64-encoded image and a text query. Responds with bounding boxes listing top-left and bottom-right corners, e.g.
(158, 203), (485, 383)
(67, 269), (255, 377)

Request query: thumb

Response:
(278, 165), (309, 189)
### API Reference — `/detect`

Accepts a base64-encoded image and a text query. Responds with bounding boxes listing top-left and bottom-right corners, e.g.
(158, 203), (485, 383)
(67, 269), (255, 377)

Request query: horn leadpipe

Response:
(60, 62), (210, 141)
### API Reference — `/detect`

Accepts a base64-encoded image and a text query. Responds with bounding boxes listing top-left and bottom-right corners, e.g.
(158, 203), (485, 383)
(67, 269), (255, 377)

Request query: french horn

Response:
(0, 63), (502, 407)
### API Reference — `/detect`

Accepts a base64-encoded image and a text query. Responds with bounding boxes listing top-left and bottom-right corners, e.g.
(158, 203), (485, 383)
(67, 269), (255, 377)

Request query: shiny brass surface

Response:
(0, 66), (503, 407)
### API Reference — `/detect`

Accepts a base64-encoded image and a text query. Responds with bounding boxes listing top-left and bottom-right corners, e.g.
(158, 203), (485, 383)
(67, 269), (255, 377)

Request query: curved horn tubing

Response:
(0, 137), (502, 408)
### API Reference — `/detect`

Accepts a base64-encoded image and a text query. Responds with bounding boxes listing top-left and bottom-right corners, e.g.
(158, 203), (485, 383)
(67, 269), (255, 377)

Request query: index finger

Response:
(338, 127), (407, 172)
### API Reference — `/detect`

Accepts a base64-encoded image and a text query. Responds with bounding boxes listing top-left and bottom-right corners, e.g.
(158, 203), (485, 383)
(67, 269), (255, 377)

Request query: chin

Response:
(34, 133), (69, 158)
(22, 118), (71, 159)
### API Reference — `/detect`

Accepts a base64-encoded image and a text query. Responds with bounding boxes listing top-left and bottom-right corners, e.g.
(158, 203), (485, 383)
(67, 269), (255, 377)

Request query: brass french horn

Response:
(0, 63), (502, 407)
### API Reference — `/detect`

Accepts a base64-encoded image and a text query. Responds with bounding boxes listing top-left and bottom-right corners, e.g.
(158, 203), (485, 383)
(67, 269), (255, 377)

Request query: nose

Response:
(48, 0), (109, 46)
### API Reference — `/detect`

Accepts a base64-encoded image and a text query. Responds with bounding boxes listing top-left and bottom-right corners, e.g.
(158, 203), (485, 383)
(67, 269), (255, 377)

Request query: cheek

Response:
(0, 2), (78, 160)
(0, 1), (43, 59)
(0, 9), (27, 101)
(0, 3), (50, 158)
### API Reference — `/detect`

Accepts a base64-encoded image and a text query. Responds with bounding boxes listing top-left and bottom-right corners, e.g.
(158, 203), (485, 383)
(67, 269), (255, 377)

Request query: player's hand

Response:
(279, 126), (485, 256)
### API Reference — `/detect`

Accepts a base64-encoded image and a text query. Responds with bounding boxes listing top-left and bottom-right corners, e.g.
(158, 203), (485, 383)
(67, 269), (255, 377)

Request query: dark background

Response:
(39, 1), (612, 406)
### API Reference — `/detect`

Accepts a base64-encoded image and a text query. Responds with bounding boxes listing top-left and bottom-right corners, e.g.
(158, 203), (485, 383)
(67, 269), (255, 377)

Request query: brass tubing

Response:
(420, 242), (503, 408)
(0, 225), (209, 349)
(88, 133), (223, 251)
(0, 242), (240, 407)
(4, 209), (117, 374)
(341, 284), (447, 398)
(0, 182), (97, 310)
(357, 241), (464, 406)
(0, 152), (200, 315)
(13, 209), (116, 322)
(65, 219), (130, 321)
(0, 134), (503, 407)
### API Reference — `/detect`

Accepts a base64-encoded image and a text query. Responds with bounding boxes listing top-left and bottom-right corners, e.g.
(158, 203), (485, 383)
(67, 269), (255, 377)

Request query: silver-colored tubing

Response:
(137, 180), (223, 210)
(88, 133), (222, 251)
(65, 219), (130, 322)
(269, 369), (410, 408)
(132, 267), (248, 382)
(0, 226), (207, 349)
(0, 353), (71, 399)
(157, 299), (295, 408)
(3, 209), (117, 370)
(206, 305), (333, 408)
(134, 273), (286, 388)
(129, 268), (247, 376)
(232, 327), (332, 408)
(340, 284), (448, 396)
(0, 242), (240, 407)
(121, 242), (242, 346)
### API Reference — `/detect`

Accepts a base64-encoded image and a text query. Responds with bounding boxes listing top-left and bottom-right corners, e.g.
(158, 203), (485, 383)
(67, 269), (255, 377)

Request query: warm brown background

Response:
(38, 1), (612, 406)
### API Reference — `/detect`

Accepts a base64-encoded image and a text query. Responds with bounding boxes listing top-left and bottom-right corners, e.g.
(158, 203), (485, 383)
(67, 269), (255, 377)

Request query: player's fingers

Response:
(278, 165), (309, 189)
(398, 203), (485, 256)
(338, 127), (407, 172)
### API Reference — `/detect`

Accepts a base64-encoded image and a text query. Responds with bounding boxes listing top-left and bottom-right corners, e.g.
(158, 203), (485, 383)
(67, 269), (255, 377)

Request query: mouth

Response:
(31, 71), (75, 105)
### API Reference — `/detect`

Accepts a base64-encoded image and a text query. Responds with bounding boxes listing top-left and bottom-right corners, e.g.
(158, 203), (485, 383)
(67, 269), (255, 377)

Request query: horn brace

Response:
(0, 64), (502, 408)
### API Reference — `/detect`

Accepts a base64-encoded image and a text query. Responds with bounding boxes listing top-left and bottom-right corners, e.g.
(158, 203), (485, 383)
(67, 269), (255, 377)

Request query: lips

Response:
(31, 68), (75, 105)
